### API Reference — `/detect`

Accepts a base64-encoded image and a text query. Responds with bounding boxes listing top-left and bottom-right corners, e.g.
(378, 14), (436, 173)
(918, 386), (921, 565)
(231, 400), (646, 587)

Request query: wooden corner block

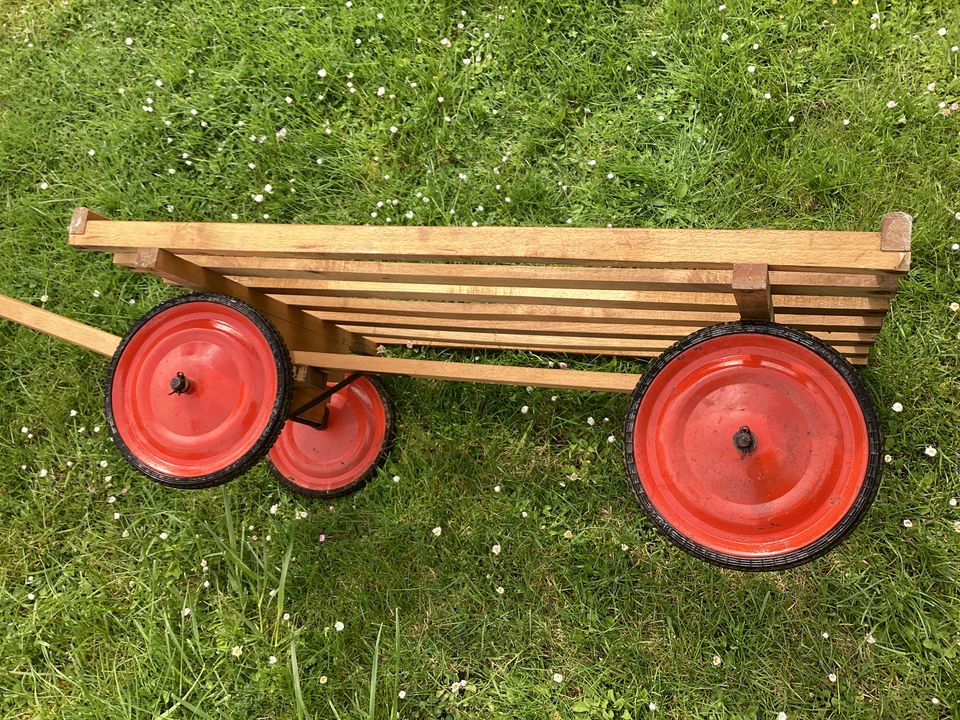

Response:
(68, 207), (108, 235)
(880, 212), (912, 252)
(732, 263), (773, 321)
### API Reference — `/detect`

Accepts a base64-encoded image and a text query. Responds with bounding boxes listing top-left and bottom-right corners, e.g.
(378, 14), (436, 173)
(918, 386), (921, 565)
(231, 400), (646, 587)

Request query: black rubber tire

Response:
(105, 293), (293, 490)
(267, 375), (396, 499)
(622, 321), (883, 572)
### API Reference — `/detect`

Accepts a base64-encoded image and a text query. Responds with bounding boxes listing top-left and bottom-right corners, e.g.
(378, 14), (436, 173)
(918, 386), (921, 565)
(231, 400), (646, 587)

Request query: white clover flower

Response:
(828, 673), (837, 683)
(552, 673), (563, 683)
(924, 446), (937, 457)
(159, 532), (168, 540)
(40, 294), (48, 302)
(721, 32), (729, 41)
(390, 125), (398, 133)
(268, 655), (277, 665)
(886, 100), (897, 109)
(747, 65), (756, 73)
(398, 690), (406, 699)
(520, 405), (529, 414)
(949, 302), (958, 312)
(432, 526), (442, 536)
(231, 646), (242, 657)
(318, 68), (327, 77)
(902, 519), (913, 528)
(788, 115), (795, 123)
(866, 633), (876, 644)
(843, 118), (850, 126)
(493, 485), (501, 493)
(891, 402), (903, 412)
(392, 475), (400, 482)
(334, 620), (344, 631)
(437, 96), (444, 103)
(884, 454), (892, 463)
(377, 86), (386, 96)
(607, 435), (616, 444)
(491, 544), (501, 555)
(38, 469), (48, 478)
(124, 37), (133, 46)
(182, 607), (191, 617)
(253, 194), (264, 202)
(776, 713), (787, 720)
(650, 702), (658, 711)
(938, 27), (947, 36)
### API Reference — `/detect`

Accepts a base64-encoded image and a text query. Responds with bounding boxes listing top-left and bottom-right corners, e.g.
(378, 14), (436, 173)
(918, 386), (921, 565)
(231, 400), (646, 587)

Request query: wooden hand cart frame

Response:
(0, 208), (912, 571)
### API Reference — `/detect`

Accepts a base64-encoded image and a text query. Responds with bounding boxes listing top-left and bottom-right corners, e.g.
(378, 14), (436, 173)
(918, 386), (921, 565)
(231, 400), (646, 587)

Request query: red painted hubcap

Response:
(631, 333), (869, 559)
(110, 301), (281, 478)
(269, 377), (388, 494)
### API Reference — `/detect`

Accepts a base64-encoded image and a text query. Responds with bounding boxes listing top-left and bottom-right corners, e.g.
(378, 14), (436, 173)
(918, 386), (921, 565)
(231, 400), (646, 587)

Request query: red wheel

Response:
(623, 322), (881, 571)
(267, 375), (394, 498)
(106, 293), (292, 488)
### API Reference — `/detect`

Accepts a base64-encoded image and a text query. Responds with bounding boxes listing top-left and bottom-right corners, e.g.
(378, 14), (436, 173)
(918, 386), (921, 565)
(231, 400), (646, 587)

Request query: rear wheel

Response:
(267, 375), (394, 498)
(622, 322), (882, 571)
(105, 293), (292, 489)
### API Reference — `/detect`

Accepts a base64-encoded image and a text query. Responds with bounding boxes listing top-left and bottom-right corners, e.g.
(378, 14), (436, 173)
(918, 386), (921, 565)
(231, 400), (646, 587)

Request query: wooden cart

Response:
(0, 208), (912, 571)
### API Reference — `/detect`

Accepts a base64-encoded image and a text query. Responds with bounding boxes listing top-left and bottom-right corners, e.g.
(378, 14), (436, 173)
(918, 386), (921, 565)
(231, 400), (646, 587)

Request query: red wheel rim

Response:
(110, 300), (282, 479)
(631, 333), (870, 559)
(268, 376), (388, 495)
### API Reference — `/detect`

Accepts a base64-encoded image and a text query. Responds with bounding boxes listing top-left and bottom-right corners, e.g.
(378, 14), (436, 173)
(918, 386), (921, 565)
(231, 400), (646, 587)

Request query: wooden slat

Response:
(296, 296), (884, 331)
(265, 286), (889, 315)
(307, 311), (877, 346)
(365, 337), (870, 363)
(291, 352), (641, 392)
(131, 249), (374, 355)
(72, 219), (907, 274)
(346, 325), (874, 356)
(110, 254), (900, 298)
(0, 294), (120, 357)
(318, 310), (881, 342)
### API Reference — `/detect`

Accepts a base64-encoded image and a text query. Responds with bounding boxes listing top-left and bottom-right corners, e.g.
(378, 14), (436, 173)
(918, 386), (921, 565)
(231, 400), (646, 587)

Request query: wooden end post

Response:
(880, 212), (912, 252)
(68, 208), (109, 236)
(732, 264), (773, 321)
(291, 364), (330, 425)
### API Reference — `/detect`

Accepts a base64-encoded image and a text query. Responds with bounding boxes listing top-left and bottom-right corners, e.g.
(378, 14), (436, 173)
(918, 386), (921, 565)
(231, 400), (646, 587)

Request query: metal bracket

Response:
(289, 372), (366, 429)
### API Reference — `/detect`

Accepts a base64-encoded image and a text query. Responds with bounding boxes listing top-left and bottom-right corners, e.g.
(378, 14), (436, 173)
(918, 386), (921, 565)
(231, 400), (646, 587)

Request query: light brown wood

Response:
(298, 297), (884, 331)
(132, 249), (374, 355)
(364, 337), (869, 362)
(71, 219), (906, 274)
(732, 264), (774, 321)
(291, 365), (329, 424)
(305, 311), (877, 345)
(880, 212), (912, 253)
(347, 325), (873, 356)
(110, 254), (900, 298)
(291, 352), (641, 392)
(69, 207), (109, 236)
(0, 294), (120, 357)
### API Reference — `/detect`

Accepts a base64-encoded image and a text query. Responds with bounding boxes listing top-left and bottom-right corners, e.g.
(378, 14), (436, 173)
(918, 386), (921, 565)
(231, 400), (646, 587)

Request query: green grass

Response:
(1, 0), (960, 717)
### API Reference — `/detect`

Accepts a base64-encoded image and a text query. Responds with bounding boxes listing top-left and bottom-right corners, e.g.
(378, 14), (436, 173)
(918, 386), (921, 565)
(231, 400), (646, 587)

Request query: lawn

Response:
(1, 0), (959, 718)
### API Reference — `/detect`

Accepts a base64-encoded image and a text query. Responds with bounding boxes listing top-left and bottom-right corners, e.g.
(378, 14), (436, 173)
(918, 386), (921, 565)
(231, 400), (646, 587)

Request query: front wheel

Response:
(105, 293), (293, 489)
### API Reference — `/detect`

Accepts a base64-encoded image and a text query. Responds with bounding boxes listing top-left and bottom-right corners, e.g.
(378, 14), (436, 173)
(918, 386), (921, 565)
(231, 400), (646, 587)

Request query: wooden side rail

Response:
(69, 209), (912, 366)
